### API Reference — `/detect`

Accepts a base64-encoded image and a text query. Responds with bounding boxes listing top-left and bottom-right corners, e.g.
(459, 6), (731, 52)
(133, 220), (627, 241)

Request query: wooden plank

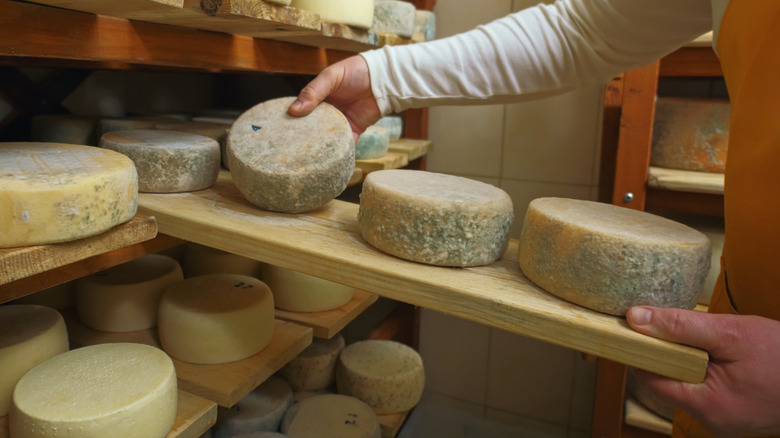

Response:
(272, 22), (379, 52)
(660, 47), (722, 77)
(388, 139), (431, 161)
(356, 152), (409, 174)
(378, 411), (411, 438)
(275, 289), (379, 339)
(378, 33), (412, 47)
(625, 395), (673, 436)
(137, 171), (709, 383)
(647, 166), (724, 195)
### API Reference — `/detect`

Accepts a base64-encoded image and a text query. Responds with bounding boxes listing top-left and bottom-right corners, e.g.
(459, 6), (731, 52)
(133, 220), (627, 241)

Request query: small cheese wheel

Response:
(0, 305), (69, 416)
(412, 9), (436, 42)
(290, 0), (374, 29)
(373, 116), (402, 141)
(75, 254), (184, 332)
(98, 117), (159, 138)
(158, 274), (275, 364)
(0, 142), (138, 248)
(372, 1), (415, 37)
(213, 376), (293, 437)
(183, 242), (265, 279)
(9, 343), (177, 438)
(11, 282), (75, 310)
(336, 340), (424, 415)
(358, 169), (514, 267)
(280, 334), (346, 391)
(227, 97), (354, 213)
(355, 126), (389, 160)
(155, 120), (231, 169)
(281, 394), (380, 438)
(517, 198), (711, 316)
(262, 264), (354, 312)
(101, 129), (220, 193)
(31, 114), (99, 146)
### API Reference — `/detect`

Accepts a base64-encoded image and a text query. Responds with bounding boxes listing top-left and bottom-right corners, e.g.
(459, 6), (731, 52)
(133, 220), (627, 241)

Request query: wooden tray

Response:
(275, 289), (379, 339)
(137, 171), (709, 383)
(647, 166), (724, 195)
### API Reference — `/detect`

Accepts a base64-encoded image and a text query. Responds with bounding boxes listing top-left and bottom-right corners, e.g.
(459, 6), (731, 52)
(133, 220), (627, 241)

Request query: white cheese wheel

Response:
(75, 254), (184, 332)
(373, 116), (402, 141)
(158, 274), (275, 364)
(281, 394), (380, 438)
(289, 0), (374, 29)
(355, 126), (389, 160)
(358, 169), (514, 267)
(31, 114), (99, 146)
(0, 142), (138, 248)
(213, 376), (293, 437)
(183, 242), (265, 279)
(101, 129), (220, 193)
(227, 97), (355, 213)
(261, 264), (354, 312)
(413, 9), (436, 42)
(11, 282), (75, 310)
(0, 305), (69, 416)
(9, 343), (177, 438)
(336, 340), (424, 415)
(280, 334), (345, 391)
(155, 120), (231, 169)
(517, 198), (711, 316)
(372, 0), (415, 37)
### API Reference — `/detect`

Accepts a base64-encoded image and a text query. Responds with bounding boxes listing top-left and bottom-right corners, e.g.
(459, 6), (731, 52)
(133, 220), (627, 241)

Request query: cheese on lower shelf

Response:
(517, 198), (711, 316)
(372, 0), (415, 37)
(154, 120), (231, 169)
(336, 340), (424, 415)
(183, 242), (265, 279)
(373, 116), (402, 141)
(31, 114), (99, 146)
(10, 343), (177, 438)
(355, 126), (389, 160)
(227, 97), (355, 214)
(358, 169), (514, 267)
(158, 274), (275, 364)
(289, 0), (374, 29)
(0, 305), (69, 416)
(0, 142), (138, 248)
(413, 10), (436, 42)
(627, 371), (676, 421)
(281, 394), (381, 438)
(98, 117), (160, 138)
(280, 334), (345, 391)
(75, 254), (184, 332)
(101, 129), (220, 193)
(212, 376), (293, 437)
(262, 264), (354, 312)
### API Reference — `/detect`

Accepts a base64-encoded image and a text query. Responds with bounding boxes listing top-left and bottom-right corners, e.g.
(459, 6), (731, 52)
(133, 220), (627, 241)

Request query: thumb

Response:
(626, 306), (729, 356)
(288, 67), (341, 117)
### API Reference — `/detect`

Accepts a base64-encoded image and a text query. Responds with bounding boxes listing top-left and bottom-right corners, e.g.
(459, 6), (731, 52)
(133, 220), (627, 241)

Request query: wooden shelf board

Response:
(274, 22), (380, 52)
(65, 313), (313, 408)
(647, 166), (724, 195)
(388, 138), (431, 161)
(378, 410), (411, 438)
(0, 390), (216, 438)
(356, 152), (409, 174)
(137, 171), (709, 383)
(275, 289), (379, 339)
(624, 395), (673, 436)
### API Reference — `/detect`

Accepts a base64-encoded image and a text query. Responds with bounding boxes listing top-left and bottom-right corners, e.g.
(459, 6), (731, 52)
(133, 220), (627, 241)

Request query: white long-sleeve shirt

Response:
(361, 0), (725, 115)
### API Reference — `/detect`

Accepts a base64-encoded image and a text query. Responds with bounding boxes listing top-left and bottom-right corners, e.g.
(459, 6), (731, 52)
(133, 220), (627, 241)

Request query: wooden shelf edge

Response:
(275, 289), (379, 339)
(647, 166), (724, 195)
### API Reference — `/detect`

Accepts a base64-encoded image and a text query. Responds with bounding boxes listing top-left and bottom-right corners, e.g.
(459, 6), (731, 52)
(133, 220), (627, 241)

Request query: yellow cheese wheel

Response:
(262, 264), (353, 312)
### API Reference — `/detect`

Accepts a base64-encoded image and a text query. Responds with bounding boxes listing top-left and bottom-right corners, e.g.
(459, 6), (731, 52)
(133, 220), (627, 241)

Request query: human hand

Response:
(627, 306), (780, 437)
(288, 55), (381, 143)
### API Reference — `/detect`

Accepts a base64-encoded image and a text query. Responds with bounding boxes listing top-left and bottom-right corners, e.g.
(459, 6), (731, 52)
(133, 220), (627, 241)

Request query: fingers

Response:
(626, 306), (733, 355)
(288, 66), (340, 117)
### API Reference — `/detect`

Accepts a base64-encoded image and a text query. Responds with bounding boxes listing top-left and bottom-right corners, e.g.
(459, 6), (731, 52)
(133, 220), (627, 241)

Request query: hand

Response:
(288, 55), (382, 143)
(627, 306), (780, 437)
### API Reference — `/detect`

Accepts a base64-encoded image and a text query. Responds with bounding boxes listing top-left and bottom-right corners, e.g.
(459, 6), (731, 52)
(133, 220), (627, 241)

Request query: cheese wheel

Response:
(280, 334), (345, 391)
(98, 117), (159, 138)
(31, 114), (99, 146)
(183, 242), (265, 279)
(227, 97), (355, 213)
(0, 305), (69, 416)
(75, 254), (184, 332)
(336, 340), (424, 415)
(372, 1), (415, 37)
(158, 274), (275, 364)
(213, 376), (293, 437)
(289, 0), (374, 29)
(517, 198), (711, 316)
(261, 265), (354, 312)
(0, 142), (138, 248)
(11, 282), (75, 310)
(281, 394), (380, 438)
(355, 126), (389, 160)
(412, 10), (436, 42)
(101, 129), (220, 193)
(626, 371), (676, 421)
(9, 343), (177, 438)
(373, 116), (402, 141)
(155, 120), (231, 169)
(358, 169), (514, 267)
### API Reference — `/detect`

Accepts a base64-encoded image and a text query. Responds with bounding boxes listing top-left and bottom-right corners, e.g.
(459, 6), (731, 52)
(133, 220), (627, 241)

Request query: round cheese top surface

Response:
(164, 274), (270, 313)
(365, 169), (508, 203)
(339, 340), (421, 378)
(281, 393), (380, 438)
(0, 305), (63, 349)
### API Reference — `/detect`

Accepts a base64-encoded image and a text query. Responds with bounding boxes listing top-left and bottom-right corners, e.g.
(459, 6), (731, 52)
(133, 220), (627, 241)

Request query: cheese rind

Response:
(281, 394), (381, 438)
(0, 305), (69, 416)
(155, 121), (231, 169)
(412, 10), (436, 42)
(290, 0), (374, 29)
(358, 169), (513, 267)
(517, 197), (711, 316)
(10, 343), (177, 438)
(227, 97), (355, 214)
(355, 126), (389, 160)
(373, 116), (402, 141)
(0, 142), (138, 248)
(262, 265), (354, 312)
(372, 0), (415, 37)
(158, 274), (275, 364)
(213, 376), (293, 436)
(280, 334), (345, 391)
(336, 340), (424, 415)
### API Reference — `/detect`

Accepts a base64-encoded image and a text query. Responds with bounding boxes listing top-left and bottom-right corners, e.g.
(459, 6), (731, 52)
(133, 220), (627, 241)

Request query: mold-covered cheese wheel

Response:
(517, 197), (711, 316)
(372, 0), (415, 37)
(281, 394), (380, 438)
(280, 334), (346, 391)
(213, 376), (293, 436)
(355, 126), (389, 160)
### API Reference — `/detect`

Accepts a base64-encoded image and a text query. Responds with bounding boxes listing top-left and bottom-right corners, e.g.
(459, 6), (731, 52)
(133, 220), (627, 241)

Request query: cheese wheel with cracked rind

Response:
(101, 129), (220, 193)
(517, 197), (711, 316)
(336, 340), (424, 415)
(280, 334), (345, 391)
(213, 376), (293, 437)
(158, 274), (275, 364)
(281, 394), (380, 438)
(227, 97), (355, 214)
(372, 0), (415, 37)
(0, 142), (138, 248)
(289, 0), (374, 29)
(0, 305), (69, 416)
(262, 264), (354, 312)
(9, 343), (177, 438)
(358, 169), (513, 267)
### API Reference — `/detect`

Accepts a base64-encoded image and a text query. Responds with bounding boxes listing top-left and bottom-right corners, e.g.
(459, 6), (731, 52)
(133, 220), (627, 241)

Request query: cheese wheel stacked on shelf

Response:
(0, 142), (138, 248)
(281, 394), (381, 438)
(183, 242), (266, 279)
(97, 117), (159, 138)
(9, 343), (177, 438)
(372, 0), (416, 37)
(517, 197), (711, 316)
(212, 376), (294, 437)
(373, 116), (402, 141)
(280, 334), (346, 391)
(413, 10), (436, 42)
(154, 120), (232, 168)
(289, 0), (374, 29)
(262, 265), (354, 312)
(355, 126), (389, 160)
